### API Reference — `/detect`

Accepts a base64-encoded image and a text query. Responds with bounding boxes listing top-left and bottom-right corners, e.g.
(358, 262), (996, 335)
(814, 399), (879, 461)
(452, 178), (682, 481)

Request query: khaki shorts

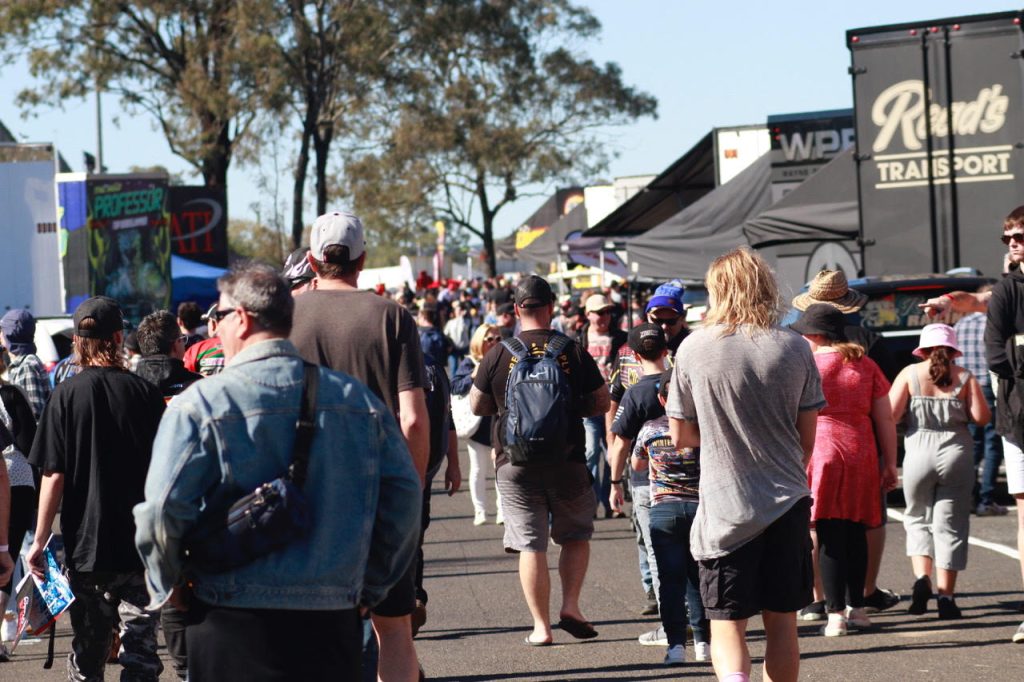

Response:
(496, 461), (596, 552)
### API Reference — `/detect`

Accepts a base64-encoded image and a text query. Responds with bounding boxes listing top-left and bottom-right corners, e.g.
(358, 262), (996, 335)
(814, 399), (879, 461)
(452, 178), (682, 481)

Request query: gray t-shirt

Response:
(666, 324), (825, 560)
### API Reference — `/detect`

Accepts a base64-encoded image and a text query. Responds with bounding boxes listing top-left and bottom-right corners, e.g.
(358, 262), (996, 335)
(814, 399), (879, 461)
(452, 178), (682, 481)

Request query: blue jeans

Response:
(631, 483), (657, 596)
(970, 382), (1002, 506)
(648, 499), (708, 646)
(583, 416), (611, 513)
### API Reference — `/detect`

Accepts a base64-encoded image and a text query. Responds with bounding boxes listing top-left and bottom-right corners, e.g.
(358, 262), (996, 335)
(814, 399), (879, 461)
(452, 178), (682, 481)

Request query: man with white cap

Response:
(290, 210), (429, 680)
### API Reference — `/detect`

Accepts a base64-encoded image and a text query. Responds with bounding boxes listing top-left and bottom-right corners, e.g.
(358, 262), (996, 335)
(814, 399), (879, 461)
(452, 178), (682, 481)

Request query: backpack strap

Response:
(501, 337), (530, 361)
(544, 334), (572, 359)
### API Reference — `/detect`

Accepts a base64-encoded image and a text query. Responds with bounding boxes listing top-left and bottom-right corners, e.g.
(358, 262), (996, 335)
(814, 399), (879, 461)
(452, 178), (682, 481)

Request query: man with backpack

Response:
(470, 275), (609, 646)
(413, 301), (461, 635)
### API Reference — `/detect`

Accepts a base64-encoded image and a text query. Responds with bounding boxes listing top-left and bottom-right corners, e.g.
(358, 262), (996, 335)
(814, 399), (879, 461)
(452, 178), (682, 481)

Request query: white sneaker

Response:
(495, 511), (504, 525)
(694, 641), (711, 662)
(473, 511), (487, 526)
(1013, 621), (1024, 643)
(0, 611), (15, 643)
(822, 612), (847, 637)
(845, 606), (872, 629)
(663, 644), (685, 665)
(638, 626), (667, 646)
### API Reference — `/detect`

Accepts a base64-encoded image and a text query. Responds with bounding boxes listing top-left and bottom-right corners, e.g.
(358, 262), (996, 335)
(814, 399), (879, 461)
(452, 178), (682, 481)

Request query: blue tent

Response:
(171, 255), (226, 309)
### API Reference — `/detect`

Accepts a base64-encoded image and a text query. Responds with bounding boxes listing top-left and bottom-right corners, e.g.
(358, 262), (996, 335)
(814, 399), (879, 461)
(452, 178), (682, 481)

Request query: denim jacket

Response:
(133, 339), (422, 611)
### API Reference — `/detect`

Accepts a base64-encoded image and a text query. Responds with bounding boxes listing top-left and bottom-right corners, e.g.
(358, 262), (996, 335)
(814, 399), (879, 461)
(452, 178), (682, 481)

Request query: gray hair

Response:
(217, 264), (294, 336)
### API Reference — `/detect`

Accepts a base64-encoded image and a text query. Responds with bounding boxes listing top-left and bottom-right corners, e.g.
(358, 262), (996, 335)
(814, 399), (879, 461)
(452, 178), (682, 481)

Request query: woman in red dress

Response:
(792, 304), (899, 636)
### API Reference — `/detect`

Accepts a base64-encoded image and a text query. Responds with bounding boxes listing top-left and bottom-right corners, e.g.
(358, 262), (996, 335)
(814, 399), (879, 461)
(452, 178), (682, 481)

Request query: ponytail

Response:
(927, 346), (954, 388)
(832, 341), (865, 362)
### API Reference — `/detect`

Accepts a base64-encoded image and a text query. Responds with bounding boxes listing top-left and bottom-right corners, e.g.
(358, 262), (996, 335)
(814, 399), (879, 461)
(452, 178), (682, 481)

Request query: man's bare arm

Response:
(919, 290), (990, 317)
(578, 384), (610, 418)
(398, 388), (430, 484)
(470, 386), (497, 416)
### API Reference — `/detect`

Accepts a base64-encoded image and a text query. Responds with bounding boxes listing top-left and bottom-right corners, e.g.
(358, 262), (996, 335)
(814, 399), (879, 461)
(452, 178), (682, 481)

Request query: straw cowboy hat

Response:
(791, 269), (868, 314)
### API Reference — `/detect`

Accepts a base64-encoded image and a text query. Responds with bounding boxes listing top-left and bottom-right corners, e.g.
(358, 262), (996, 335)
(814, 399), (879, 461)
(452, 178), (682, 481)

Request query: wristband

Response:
(609, 479), (622, 485)
(942, 293), (956, 301)
(0, 544), (7, 553)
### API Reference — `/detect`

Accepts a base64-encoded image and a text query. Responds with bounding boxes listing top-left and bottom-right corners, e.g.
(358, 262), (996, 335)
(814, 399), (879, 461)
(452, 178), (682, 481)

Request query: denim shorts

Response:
(698, 497), (813, 620)
(496, 461), (596, 552)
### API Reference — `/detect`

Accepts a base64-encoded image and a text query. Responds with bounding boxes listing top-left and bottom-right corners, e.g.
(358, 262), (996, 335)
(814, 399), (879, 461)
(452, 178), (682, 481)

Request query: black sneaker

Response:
(908, 577), (932, 615)
(863, 587), (901, 613)
(640, 589), (659, 616)
(937, 596), (962, 619)
(797, 600), (826, 621)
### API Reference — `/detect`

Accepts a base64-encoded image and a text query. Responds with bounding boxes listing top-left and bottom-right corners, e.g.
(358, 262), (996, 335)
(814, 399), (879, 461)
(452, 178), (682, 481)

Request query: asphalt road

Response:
(6, 445), (1024, 681)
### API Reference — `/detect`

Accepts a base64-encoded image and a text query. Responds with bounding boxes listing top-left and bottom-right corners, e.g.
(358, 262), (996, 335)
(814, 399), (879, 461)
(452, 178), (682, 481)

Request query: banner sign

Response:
(169, 186), (228, 267)
(768, 110), (854, 201)
(849, 13), (1024, 276)
(59, 173), (171, 321)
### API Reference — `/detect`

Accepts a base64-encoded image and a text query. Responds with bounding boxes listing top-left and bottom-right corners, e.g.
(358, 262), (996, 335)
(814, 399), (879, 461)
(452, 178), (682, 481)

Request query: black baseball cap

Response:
(282, 247), (314, 288)
(496, 302), (515, 316)
(790, 303), (848, 342)
(627, 322), (667, 356)
(73, 296), (125, 339)
(514, 275), (554, 309)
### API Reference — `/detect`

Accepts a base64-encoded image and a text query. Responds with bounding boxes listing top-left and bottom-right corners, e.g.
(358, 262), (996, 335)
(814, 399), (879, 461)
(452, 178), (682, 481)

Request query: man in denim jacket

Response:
(134, 266), (422, 680)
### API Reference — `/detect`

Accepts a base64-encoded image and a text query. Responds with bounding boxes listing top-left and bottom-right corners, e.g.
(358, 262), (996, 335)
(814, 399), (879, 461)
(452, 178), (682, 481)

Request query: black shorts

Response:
(698, 497), (813, 620)
(371, 557), (417, 618)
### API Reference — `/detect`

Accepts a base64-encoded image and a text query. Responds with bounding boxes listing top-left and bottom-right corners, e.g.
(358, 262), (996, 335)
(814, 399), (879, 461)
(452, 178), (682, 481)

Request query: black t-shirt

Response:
(473, 329), (604, 465)
(28, 366), (165, 573)
(611, 374), (664, 441)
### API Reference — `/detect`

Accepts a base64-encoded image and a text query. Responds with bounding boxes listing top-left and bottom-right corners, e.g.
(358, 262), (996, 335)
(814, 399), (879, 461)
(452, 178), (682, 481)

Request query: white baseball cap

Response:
(310, 211), (365, 261)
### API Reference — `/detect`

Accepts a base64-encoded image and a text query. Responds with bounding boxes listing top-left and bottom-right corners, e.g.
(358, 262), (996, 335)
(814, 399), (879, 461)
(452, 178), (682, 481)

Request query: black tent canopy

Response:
(516, 203), (589, 264)
(583, 132), (715, 238)
(625, 153), (772, 280)
(743, 148), (859, 248)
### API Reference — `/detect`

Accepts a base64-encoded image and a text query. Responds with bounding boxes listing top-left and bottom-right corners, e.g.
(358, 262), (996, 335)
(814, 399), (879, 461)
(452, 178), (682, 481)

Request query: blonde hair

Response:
(469, 324), (500, 362)
(832, 341), (865, 362)
(703, 247), (782, 335)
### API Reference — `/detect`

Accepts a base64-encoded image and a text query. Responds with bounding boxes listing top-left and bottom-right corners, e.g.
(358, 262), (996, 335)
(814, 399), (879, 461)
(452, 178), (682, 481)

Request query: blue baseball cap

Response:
(645, 280), (686, 315)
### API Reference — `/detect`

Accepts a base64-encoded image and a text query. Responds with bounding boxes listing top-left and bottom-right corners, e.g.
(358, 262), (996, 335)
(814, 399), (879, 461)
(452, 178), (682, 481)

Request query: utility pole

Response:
(95, 85), (104, 173)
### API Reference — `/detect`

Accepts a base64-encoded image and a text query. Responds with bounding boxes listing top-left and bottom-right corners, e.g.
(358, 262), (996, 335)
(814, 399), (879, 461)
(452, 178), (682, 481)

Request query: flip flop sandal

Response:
(558, 617), (598, 639)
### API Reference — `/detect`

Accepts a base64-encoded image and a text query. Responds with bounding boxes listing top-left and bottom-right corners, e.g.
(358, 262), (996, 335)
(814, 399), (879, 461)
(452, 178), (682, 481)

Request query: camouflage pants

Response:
(66, 571), (163, 682)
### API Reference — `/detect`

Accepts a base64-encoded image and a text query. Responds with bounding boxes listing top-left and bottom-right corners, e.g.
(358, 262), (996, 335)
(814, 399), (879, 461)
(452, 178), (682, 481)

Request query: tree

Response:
(344, 0), (657, 276)
(0, 1), (272, 189)
(264, 1), (400, 248)
(227, 218), (288, 266)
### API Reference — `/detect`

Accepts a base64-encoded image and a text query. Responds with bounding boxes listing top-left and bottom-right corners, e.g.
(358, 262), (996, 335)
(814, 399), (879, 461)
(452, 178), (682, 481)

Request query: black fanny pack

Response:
(183, 363), (319, 573)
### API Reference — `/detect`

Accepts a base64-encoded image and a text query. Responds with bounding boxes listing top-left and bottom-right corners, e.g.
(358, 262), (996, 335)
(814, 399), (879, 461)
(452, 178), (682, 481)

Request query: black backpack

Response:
(419, 329), (452, 478)
(501, 334), (573, 466)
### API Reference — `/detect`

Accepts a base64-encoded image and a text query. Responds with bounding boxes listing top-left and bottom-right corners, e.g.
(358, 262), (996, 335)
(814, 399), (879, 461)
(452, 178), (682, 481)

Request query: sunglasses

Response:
(1001, 232), (1024, 245)
(209, 308), (238, 322)
(649, 316), (681, 327)
(484, 335), (501, 342)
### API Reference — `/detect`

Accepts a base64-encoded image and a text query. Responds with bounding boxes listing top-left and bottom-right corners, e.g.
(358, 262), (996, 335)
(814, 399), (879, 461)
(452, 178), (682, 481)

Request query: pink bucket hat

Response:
(912, 323), (962, 359)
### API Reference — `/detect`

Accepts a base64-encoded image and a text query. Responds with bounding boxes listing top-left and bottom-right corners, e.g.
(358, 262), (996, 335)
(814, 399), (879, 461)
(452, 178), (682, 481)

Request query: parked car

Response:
(785, 273), (996, 381)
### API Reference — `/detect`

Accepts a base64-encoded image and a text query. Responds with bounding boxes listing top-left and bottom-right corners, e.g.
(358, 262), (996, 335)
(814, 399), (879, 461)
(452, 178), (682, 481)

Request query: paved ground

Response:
(6, 445), (1024, 680)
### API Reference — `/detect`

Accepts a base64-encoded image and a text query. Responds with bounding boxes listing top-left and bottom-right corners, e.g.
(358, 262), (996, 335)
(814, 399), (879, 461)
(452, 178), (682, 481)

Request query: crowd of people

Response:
(0, 205), (1023, 681)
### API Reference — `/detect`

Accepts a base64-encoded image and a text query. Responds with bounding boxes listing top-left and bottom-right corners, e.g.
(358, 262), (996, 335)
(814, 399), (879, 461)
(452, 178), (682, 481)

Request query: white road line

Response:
(886, 508), (1020, 561)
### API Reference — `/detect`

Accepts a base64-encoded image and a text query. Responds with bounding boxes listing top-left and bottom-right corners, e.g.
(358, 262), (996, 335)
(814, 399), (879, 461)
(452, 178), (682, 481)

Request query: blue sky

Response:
(0, 2), (1012, 240)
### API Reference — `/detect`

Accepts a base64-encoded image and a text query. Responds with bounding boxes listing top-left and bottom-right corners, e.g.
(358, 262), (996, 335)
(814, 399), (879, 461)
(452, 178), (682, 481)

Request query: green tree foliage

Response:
(344, 0), (657, 276)
(0, 1), (273, 189)
(227, 218), (289, 266)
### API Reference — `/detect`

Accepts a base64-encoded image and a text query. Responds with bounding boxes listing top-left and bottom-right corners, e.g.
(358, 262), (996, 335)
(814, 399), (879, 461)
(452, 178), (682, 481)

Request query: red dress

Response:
(807, 352), (891, 527)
